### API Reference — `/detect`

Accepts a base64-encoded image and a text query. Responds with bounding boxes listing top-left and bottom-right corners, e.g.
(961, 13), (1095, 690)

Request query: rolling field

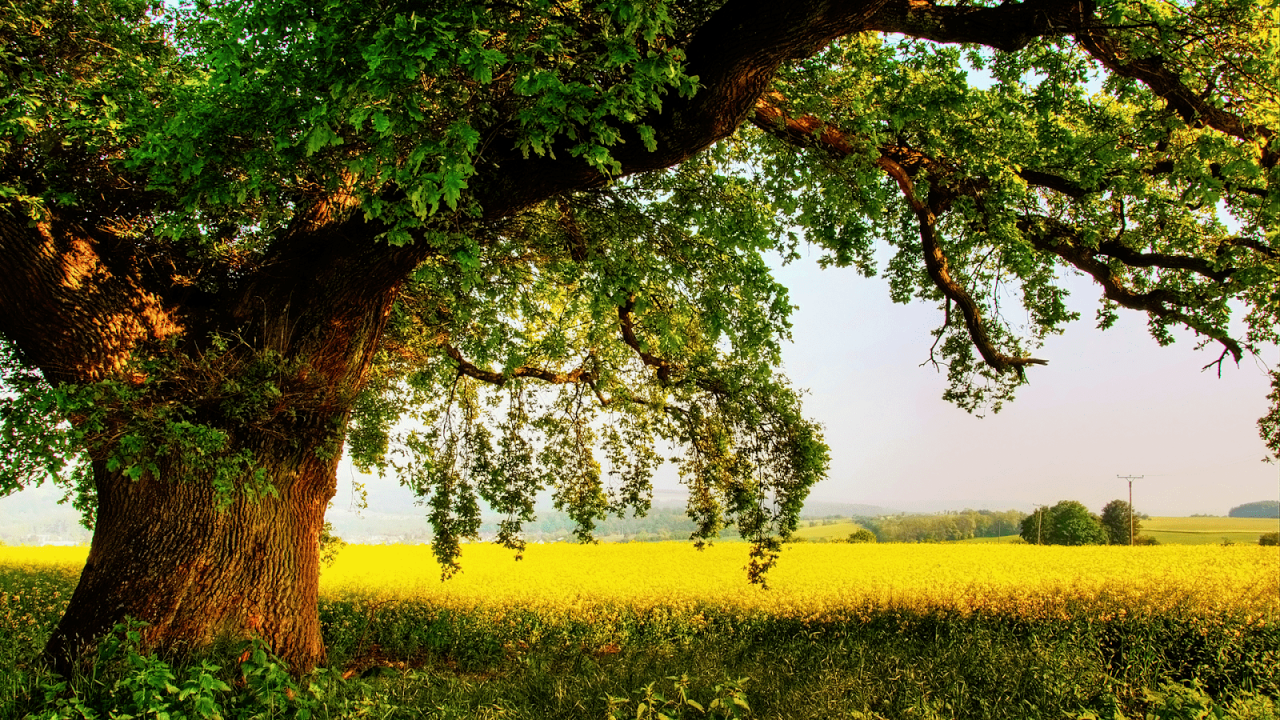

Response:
(788, 520), (869, 540)
(1143, 516), (1280, 545)
(2, 542), (1278, 719)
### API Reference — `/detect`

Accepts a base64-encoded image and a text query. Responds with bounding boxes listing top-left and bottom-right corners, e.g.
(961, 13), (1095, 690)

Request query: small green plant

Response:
(606, 675), (752, 720)
(23, 621), (332, 720)
(1077, 682), (1279, 720)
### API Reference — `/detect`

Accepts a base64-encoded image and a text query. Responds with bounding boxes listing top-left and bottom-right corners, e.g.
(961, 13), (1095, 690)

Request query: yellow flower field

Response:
(4, 542), (1277, 623)
(319, 542), (1279, 622)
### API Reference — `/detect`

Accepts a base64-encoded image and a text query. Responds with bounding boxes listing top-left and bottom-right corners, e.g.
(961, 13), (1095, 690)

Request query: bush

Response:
(1133, 535), (1160, 546)
(847, 529), (877, 544)
(26, 622), (336, 720)
(1259, 532), (1279, 547)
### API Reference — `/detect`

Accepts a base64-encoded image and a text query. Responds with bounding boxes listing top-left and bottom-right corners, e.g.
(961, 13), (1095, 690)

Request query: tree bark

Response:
(45, 430), (339, 675)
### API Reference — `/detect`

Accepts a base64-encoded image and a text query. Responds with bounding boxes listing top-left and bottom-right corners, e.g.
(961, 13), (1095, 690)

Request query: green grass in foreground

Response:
(2, 563), (1278, 720)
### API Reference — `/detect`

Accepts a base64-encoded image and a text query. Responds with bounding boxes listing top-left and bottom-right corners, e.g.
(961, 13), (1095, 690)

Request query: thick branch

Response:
(219, 0), (1117, 334)
(1018, 214), (1244, 362)
(752, 98), (1048, 374)
(1075, 31), (1274, 154)
(867, 0), (1095, 52)
(618, 297), (676, 384)
(1221, 236), (1280, 261)
(1146, 160), (1270, 198)
(878, 158), (1048, 376)
(0, 206), (182, 384)
(1095, 238), (1234, 283)
(1017, 169), (1102, 199)
(473, 0), (1101, 220)
(754, 96), (1264, 283)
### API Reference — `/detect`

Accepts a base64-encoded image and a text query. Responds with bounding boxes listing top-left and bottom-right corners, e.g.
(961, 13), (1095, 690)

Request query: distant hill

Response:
(800, 501), (899, 518)
(1228, 500), (1280, 519)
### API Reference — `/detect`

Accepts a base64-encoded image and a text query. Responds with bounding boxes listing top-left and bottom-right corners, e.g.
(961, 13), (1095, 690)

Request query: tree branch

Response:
(1075, 29), (1275, 157)
(752, 96), (1048, 375)
(0, 207), (182, 384)
(1017, 214), (1244, 363)
(867, 0), (1095, 52)
(618, 296), (677, 384)
(878, 157), (1048, 376)
(443, 344), (597, 387)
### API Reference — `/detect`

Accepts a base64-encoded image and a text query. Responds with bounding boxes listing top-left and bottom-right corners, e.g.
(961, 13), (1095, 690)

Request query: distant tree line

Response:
(857, 509), (1027, 543)
(1228, 500), (1280, 519)
(1020, 499), (1152, 546)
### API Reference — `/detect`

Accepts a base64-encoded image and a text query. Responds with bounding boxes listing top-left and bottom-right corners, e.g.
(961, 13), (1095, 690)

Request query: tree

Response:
(846, 528), (877, 544)
(3, 0), (1279, 673)
(1020, 507), (1051, 545)
(1021, 501), (1107, 546)
(1046, 501), (1108, 546)
(1100, 499), (1142, 545)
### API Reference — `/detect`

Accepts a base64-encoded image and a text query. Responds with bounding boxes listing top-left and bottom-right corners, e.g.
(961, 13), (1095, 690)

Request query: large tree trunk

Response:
(35, 306), (392, 675)
(44, 423), (341, 675)
(0, 197), (403, 675)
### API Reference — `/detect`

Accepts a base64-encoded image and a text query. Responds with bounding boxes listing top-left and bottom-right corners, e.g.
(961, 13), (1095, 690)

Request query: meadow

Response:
(1, 542), (1277, 719)
(1142, 517), (1280, 546)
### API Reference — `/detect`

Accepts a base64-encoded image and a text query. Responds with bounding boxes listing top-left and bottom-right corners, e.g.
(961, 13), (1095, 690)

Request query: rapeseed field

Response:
(320, 542), (1279, 618)
(5, 542), (1277, 621)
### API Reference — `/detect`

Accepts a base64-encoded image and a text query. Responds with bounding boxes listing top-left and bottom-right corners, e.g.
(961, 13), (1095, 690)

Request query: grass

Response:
(1143, 517), (1279, 533)
(2, 543), (1278, 719)
(1141, 517), (1280, 546)
(959, 534), (1024, 544)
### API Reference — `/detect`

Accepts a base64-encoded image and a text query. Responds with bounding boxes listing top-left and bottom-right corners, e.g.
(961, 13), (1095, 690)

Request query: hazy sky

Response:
(769, 252), (1278, 516)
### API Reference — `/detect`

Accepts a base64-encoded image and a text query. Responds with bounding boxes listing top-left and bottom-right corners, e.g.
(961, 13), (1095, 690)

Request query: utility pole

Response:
(1118, 475), (1144, 545)
(1033, 503), (1046, 545)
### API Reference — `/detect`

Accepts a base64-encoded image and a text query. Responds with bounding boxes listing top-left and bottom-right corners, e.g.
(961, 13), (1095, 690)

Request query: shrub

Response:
(1259, 532), (1279, 547)
(847, 529), (877, 544)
